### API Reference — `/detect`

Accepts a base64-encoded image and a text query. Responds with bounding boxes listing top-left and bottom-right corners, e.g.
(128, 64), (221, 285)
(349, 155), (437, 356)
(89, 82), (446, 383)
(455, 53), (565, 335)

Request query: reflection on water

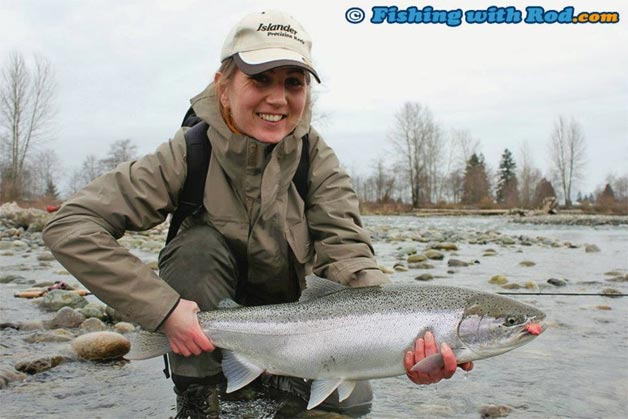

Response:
(1, 216), (627, 418)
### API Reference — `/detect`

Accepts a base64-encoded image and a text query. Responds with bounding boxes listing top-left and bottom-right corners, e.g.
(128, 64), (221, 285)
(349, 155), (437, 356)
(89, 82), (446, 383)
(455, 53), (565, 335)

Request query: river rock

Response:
(47, 306), (86, 329)
(23, 329), (75, 343)
(501, 283), (521, 290)
(547, 278), (567, 287)
(479, 404), (512, 418)
(113, 322), (136, 334)
(585, 244), (600, 253)
(18, 320), (45, 331)
(519, 260), (536, 267)
(80, 317), (108, 332)
(0, 368), (27, 389)
(601, 288), (622, 298)
(393, 263), (408, 272)
(424, 250), (444, 260)
(483, 249), (497, 257)
(40, 290), (88, 311)
(431, 243), (458, 251)
(409, 262), (435, 270)
(525, 281), (540, 290)
(15, 355), (64, 374)
(0, 274), (25, 284)
(407, 254), (427, 263)
(447, 259), (469, 267)
(36, 252), (55, 261)
(397, 246), (418, 257)
(71, 331), (131, 360)
(77, 303), (107, 320)
(489, 275), (508, 285)
(415, 273), (434, 281)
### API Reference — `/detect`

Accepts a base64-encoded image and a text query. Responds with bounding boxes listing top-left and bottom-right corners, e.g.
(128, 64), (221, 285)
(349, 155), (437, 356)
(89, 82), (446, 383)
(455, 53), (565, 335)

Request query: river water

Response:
(1, 216), (627, 418)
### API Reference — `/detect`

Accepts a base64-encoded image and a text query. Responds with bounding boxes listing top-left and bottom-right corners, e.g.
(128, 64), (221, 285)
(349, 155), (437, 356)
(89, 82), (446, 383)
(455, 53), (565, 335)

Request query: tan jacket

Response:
(42, 83), (388, 331)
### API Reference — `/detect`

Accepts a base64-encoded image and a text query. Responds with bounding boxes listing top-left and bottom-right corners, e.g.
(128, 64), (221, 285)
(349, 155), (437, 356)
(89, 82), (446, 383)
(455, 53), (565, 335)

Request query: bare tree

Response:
(100, 138), (138, 171)
(0, 52), (56, 200)
(549, 116), (587, 207)
(517, 141), (543, 209)
(389, 102), (442, 207)
(27, 148), (61, 198)
(68, 154), (104, 195)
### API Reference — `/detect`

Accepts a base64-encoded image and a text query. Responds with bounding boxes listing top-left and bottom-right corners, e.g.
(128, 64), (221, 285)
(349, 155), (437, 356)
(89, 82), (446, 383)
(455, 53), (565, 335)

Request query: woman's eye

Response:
(286, 77), (305, 88)
(251, 74), (271, 84)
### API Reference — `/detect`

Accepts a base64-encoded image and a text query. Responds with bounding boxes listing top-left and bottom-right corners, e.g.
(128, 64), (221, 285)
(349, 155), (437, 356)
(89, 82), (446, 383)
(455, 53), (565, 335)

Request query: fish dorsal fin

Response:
(308, 378), (343, 410)
(410, 353), (445, 373)
(221, 350), (264, 393)
(218, 298), (242, 309)
(337, 380), (356, 402)
(300, 275), (347, 302)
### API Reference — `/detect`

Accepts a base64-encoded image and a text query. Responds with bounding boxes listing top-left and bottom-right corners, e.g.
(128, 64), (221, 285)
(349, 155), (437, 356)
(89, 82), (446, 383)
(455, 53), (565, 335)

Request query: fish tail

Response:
(125, 330), (171, 360)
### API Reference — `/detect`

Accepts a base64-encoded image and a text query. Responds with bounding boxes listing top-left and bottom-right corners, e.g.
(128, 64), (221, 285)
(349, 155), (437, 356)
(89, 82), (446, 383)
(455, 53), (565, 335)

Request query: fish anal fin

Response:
(221, 350), (264, 393)
(410, 353), (445, 373)
(300, 276), (347, 302)
(307, 378), (343, 410)
(337, 380), (356, 402)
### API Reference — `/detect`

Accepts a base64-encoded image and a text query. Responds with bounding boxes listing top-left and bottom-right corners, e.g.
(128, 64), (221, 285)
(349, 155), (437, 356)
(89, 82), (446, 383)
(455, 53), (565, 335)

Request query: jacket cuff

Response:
(155, 297), (181, 332)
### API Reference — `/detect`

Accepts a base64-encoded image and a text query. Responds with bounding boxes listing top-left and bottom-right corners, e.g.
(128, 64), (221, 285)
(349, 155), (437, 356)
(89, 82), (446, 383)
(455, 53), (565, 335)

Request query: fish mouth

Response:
(520, 320), (546, 338)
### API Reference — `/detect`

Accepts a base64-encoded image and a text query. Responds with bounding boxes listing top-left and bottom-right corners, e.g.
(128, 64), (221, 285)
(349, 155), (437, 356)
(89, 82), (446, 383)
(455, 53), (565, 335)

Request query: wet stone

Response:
(501, 283), (521, 290)
(23, 329), (75, 343)
(113, 322), (136, 334)
(547, 278), (567, 287)
(424, 250), (444, 260)
(80, 317), (108, 333)
(71, 331), (131, 361)
(0, 274), (25, 284)
(409, 262), (435, 270)
(40, 290), (88, 311)
(601, 288), (622, 298)
(47, 306), (86, 329)
(37, 252), (55, 261)
(585, 244), (601, 253)
(15, 355), (64, 375)
(447, 259), (469, 267)
(393, 263), (408, 272)
(489, 275), (508, 285)
(415, 273), (434, 281)
(407, 254), (427, 263)
(479, 404), (512, 418)
(431, 242), (458, 251)
(378, 266), (394, 274)
(0, 368), (28, 389)
(519, 260), (536, 267)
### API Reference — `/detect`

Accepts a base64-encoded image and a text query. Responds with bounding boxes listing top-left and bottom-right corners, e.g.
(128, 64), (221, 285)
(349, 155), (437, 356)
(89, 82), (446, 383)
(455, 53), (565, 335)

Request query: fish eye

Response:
(504, 316), (519, 326)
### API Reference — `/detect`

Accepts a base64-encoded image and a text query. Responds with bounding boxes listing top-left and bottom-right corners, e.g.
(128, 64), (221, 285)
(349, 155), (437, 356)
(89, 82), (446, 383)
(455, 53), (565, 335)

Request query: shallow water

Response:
(1, 216), (627, 418)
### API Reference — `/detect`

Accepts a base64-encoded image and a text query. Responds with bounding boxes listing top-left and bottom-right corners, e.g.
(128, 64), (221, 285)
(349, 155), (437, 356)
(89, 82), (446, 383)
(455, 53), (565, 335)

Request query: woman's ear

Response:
(214, 72), (230, 108)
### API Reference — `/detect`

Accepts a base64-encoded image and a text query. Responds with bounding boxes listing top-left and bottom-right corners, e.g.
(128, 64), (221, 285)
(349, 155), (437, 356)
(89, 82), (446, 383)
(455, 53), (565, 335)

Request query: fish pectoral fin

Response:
(337, 380), (356, 402)
(410, 353), (445, 373)
(221, 350), (264, 393)
(307, 378), (343, 410)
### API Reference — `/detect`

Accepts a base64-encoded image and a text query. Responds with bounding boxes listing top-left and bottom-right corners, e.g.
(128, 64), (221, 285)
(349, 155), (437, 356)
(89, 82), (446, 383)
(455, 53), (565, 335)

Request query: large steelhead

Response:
(127, 276), (546, 409)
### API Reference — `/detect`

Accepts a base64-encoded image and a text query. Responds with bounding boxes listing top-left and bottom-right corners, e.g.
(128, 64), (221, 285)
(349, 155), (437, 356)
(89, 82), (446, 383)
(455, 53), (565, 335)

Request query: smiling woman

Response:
(42, 9), (470, 419)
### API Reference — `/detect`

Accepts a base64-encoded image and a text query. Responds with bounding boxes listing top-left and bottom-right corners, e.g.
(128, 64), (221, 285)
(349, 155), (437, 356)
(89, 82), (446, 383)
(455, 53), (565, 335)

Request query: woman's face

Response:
(218, 67), (308, 144)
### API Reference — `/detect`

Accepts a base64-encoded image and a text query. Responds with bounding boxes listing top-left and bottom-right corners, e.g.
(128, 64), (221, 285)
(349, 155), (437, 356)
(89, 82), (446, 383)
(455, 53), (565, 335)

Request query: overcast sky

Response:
(2, 0), (627, 196)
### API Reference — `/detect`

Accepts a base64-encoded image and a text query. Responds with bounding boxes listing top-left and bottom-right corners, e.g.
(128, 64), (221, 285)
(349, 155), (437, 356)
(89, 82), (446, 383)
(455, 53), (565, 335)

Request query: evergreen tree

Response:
(44, 179), (59, 200)
(496, 148), (519, 207)
(462, 153), (491, 205)
(597, 184), (616, 205)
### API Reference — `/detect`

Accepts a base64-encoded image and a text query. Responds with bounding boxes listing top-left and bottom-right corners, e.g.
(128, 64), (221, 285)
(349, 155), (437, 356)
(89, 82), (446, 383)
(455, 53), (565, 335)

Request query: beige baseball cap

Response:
(220, 10), (321, 83)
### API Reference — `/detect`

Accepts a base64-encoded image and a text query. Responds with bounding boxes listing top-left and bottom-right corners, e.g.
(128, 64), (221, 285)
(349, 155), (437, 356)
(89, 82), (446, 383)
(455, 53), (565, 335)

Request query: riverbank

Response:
(1, 204), (627, 418)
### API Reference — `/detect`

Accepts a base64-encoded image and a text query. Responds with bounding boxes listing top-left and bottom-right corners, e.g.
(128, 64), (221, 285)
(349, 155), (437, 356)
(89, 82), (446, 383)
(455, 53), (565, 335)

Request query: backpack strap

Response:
(293, 133), (310, 203)
(165, 121), (211, 244)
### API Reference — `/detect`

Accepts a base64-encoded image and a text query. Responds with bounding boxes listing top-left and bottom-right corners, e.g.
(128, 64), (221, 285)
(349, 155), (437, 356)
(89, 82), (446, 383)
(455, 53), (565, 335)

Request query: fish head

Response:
(456, 293), (546, 359)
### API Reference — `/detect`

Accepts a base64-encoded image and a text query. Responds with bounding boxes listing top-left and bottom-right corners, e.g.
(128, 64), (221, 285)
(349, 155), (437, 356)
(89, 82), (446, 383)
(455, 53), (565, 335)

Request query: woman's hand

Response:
(404, 331), (473, 385)
(160, 298), (215, 356)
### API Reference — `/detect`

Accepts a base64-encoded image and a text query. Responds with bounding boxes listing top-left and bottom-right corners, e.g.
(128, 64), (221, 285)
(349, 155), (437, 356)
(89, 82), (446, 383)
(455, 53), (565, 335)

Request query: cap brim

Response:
(233, 50), (320, 83)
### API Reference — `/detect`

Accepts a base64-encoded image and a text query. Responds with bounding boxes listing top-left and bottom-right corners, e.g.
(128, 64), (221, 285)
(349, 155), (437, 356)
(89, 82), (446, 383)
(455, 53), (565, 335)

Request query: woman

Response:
(43, 10), (471, 418)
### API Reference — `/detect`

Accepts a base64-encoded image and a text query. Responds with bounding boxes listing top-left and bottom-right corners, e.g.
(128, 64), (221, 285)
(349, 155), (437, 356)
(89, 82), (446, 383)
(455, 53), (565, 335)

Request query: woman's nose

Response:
(266, 83), (288, 106)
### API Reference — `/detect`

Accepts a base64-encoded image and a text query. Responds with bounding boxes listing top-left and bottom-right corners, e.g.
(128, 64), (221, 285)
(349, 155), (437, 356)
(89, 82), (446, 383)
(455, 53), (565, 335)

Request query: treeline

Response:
(1, 53), (626, 214)
(351, 102), (627, 213)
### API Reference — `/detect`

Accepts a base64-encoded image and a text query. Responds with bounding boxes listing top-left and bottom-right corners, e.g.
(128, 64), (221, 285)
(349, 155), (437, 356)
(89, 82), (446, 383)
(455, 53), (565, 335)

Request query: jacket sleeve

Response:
(305, 130), (389, 287)
(42, 130), (188, 331)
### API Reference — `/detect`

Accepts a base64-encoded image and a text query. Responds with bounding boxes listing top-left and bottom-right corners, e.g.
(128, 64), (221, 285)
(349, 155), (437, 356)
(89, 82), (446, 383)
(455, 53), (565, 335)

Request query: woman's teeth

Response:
(258, 113), (284, 122)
